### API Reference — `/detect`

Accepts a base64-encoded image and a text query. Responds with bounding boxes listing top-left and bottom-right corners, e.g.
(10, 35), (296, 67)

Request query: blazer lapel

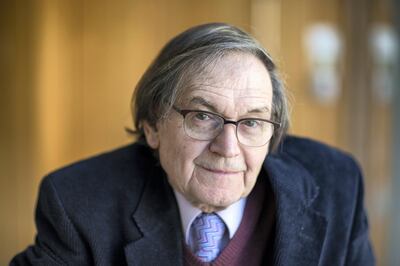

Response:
(265, 153), (328, 266)
(124, 166), (184, 266)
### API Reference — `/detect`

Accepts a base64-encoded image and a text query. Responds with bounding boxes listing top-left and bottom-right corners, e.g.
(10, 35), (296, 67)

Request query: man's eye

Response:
(194, 112), (211, 121)
(242, 120), (260, 128)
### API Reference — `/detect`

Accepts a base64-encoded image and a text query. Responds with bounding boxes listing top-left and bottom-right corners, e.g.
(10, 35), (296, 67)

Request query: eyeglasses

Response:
(173, 106), (280, 147)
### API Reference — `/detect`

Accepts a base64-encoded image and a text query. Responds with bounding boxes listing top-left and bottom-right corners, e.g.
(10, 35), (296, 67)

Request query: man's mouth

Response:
(198, 165), (243, 175)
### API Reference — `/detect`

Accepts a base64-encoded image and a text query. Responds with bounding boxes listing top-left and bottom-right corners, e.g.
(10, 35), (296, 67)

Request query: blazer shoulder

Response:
(46, 142), (154, 186)
(276, 136), (363, 196)
(280, 135), (360, 172)
(38, 143), (156, 219)
(15, 143), (156, 265)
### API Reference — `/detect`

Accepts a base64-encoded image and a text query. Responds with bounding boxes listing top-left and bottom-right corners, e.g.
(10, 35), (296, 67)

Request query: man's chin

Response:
(195, 203), (226, 213)
(192, 195), (240, 213)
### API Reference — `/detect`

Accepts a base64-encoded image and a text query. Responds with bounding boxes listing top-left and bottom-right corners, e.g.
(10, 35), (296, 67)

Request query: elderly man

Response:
(11, 23), (374, 265)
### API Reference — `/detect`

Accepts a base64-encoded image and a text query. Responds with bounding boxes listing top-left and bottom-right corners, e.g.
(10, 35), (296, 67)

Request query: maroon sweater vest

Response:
(183, 175), (276, 266)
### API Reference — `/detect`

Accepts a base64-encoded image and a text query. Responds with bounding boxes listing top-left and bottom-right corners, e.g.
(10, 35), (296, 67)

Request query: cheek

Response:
(243, 148), (268, 186)
(158, 132), (208, 190)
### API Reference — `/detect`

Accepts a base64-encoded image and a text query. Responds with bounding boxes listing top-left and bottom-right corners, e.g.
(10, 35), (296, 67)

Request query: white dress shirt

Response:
(173, 190), (247, 246)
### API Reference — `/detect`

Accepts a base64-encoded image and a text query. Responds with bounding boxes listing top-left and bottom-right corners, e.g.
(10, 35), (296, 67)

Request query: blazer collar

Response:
(124, 164), (184, 266)
(264, 152), (328, 266)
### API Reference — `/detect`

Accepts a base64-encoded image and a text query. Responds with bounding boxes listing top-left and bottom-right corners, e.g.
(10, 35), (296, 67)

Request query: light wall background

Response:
(1, 0), (398, 265)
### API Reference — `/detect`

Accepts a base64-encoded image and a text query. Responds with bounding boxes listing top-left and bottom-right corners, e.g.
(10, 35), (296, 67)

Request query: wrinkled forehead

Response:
(177, 53), (273, 115)
(181, 53), (271, 97)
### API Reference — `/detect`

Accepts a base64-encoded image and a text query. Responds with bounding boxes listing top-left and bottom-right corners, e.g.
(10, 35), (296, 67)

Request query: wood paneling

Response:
(251, 1), (394, 264)
(0, 0), (251, 263)
(1, 0), (38, 261)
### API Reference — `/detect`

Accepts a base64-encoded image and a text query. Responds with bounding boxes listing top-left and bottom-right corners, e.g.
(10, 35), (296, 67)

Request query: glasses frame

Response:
(173, 106), (281, 147)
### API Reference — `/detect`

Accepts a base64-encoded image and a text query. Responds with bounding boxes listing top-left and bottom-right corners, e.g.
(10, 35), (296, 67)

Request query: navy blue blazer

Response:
(11, 136), (375, 265)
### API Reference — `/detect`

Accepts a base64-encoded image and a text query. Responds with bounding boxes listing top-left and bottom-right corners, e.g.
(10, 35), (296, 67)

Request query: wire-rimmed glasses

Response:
(173, 106), (280, 147)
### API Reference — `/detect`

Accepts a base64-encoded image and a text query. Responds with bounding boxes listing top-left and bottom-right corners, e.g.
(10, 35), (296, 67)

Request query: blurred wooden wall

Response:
(0, 0), (394, 264)
(0, 0), (251, 263)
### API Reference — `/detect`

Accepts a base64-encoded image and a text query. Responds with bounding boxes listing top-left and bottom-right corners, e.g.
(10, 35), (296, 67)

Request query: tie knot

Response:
(190, 213), (227, 262)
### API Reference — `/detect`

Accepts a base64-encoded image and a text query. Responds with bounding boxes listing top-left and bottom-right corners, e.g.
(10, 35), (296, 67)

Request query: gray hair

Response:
(131, 23), (289, 152)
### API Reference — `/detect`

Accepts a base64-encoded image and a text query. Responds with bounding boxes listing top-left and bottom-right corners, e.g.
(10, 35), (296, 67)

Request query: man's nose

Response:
(209, 124), (241, 157)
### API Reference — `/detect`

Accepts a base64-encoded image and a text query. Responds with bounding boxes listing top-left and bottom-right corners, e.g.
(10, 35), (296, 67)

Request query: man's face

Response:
(144, 53), (273, 212)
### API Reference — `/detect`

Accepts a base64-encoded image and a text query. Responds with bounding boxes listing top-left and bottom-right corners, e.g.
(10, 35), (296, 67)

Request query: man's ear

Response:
(143, 121), (160, 149)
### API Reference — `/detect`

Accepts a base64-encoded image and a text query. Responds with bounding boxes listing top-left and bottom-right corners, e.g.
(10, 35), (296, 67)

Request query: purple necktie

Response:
(190, 213), (227, 262)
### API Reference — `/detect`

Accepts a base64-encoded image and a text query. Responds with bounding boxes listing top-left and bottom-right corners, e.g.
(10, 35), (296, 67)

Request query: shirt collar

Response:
(173, 190), (247, 244)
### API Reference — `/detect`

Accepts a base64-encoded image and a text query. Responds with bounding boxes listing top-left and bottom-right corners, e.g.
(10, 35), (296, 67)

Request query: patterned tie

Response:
(190, 213), (227, 262)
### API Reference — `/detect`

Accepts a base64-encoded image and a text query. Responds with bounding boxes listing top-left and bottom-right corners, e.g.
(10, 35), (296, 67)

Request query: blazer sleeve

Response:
(10, 176), (90, 266)
(345, 168), (375, 265)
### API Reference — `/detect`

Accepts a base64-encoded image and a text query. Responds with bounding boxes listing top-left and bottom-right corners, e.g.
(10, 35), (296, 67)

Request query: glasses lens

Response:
(184, 111), (223, 140)
(237, 119), (274, 147)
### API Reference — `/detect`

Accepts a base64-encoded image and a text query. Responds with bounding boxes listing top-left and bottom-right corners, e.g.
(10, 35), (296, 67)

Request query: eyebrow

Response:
(189, 97), (219, 113)
(188, 96), (271, 115)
